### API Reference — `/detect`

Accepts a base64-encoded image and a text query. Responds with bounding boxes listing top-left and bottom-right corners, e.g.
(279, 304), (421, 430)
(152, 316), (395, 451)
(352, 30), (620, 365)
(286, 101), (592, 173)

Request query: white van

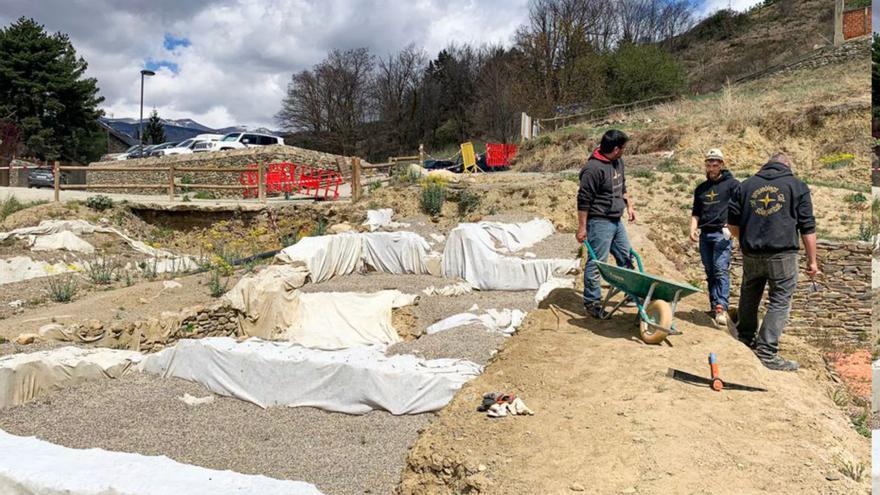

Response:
(156, 134), (224, 156)
(193, 132), (284, 153)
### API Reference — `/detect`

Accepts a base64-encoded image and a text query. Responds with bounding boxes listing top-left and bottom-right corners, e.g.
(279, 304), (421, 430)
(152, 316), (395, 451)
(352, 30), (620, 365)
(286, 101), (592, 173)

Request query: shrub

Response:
(843, 192), (867, 204)
(85, 254), (119, 285)
(820, 153), (855, 170)
(313, 216), (328, 236)
(85, 195), (114, 211)
(632, 169), (655, 179)
(367, 181), (382, 194)
(420, 182), (446, 216)
(0, 195), (46, 222)
(605, 43), (685, 104)
(457, 189), (481, 217)
(657, 157), (683, 172)
(44, 273), (78, 302)
(208, 267), (230, 298)
(193, 191), (216, 200)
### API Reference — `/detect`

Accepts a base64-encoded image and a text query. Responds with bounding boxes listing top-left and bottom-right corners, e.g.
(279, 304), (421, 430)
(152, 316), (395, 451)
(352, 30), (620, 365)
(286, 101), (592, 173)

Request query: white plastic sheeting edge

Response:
(426, 308), (526, 336)
(478, 218), (555, 253)
(363, 209), (411, 231)
(0, 347), (142, 408)
(0, 429), (324, 495)
(535, 277), (575, 303)
(442, 223), (579, 290)
(138, 337), (481, 414)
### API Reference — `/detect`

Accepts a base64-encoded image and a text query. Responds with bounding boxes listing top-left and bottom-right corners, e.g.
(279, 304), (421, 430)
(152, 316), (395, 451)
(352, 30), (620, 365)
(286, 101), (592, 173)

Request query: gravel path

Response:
(0, 372), (431, 495)
(387, 324), (506, 366)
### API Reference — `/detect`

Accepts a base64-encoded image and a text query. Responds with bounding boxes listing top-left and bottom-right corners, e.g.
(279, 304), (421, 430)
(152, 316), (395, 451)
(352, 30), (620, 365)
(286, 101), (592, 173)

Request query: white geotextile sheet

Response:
(29, 231), (95, 253)
(362, 208), (411, 231)
(873, 257), (879, 289)
(422, 281), (473, 297)
(0, 347), (142, 408)
(442, 224), (579, 290)
(138, 337), (482, 414)
(478, 218), (555, 253)
(0, 256), (81, 285)
(535, 277), (575, 303)
(224, 265), (416, 349)
(875, 433), (879, 494)
(0, 429), (324, 495)
(873, 360), (879, 413)
(276, 290), (418, 349)
(425, 308), (526, 336)
(276, 231), (432, 282)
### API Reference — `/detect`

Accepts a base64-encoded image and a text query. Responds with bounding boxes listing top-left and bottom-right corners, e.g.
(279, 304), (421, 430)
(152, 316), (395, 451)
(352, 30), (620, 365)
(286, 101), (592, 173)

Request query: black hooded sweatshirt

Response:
(727, 162), (816, 255)
(577, 148), (627, 220)
(692, 169), (740, 232)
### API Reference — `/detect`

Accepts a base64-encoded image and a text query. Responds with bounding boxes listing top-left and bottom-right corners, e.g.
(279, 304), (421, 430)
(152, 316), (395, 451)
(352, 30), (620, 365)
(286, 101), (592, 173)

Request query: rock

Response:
(569, 482), (585, 491)
(621, 488), (637, 494)
(7, 300), (23, 308)
(138, 298), (149, 304)
(163, 280), (183, 289)
(825, 472), (840, 481)
(14, 333), (39, 345)
(477, 464), (487, 472)
(38, 323), (64, 338)
(329, 223), (353, 234)
(86, 320), (104, 331)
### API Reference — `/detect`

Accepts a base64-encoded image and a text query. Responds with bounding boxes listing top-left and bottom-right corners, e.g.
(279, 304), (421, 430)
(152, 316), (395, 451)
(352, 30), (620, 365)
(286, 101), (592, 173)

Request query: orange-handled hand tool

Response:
(708, 353), (723, 391)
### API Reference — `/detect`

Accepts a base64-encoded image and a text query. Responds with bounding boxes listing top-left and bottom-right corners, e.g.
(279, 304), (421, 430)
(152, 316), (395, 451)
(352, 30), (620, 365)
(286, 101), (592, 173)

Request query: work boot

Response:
(714, 305), (728, 327)
(584, 302), (605, 319)
(760, 355), (799, 372)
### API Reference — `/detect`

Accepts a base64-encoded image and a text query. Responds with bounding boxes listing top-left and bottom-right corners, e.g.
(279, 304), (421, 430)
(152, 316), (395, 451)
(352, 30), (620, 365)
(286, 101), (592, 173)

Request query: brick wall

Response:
(843, 7), (870, 40)
(728, 239), (871, 348)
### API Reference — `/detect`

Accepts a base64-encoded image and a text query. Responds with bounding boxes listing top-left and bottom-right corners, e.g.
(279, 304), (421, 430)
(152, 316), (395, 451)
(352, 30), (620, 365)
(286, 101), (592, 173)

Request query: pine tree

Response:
(144, 109), (166, 144)
(0, 17), (105, 162)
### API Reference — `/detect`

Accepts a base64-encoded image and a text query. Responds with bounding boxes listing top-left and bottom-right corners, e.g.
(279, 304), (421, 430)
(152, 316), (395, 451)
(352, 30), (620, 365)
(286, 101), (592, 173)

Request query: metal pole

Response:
(53, 161), (59, 202)
(139, 72), (144, 154)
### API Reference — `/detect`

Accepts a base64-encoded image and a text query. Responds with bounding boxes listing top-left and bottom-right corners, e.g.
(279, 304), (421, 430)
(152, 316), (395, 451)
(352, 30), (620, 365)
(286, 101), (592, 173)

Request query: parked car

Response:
(126, 144), (161, 159)
(27, 167), (68, 188)
(155, 134), (224, 156)
(193, 132), (284, 152)
(113, 145), (141, 161)
(147, 141), (180, 157)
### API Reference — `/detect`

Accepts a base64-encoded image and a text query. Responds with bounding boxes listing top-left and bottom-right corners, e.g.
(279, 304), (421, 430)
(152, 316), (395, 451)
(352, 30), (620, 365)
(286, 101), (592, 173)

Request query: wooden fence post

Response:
(258, 161), (266, 203)
(418, 144), (425, 166)
(168, 164), (175, 201)
(351, 157), (361, 202)
(53, 161), (59, 202)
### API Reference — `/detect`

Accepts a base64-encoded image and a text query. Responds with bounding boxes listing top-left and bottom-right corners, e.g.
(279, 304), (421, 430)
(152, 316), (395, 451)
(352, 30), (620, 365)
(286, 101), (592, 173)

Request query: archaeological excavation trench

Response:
(0, 203), (584, 494)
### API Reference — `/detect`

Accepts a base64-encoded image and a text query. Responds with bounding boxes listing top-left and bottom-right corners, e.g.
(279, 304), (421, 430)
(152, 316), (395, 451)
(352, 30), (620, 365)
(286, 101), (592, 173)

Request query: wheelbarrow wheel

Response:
(640, 300), (672, 345)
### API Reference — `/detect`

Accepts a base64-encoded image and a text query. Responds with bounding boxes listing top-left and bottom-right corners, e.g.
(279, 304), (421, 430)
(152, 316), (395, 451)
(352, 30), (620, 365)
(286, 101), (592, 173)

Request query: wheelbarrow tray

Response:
(594, 260), (701, 302)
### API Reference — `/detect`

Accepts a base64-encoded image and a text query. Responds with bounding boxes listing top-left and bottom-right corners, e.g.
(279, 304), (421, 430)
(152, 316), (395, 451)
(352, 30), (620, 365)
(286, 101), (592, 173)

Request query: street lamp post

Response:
(139, 69), (156, 154)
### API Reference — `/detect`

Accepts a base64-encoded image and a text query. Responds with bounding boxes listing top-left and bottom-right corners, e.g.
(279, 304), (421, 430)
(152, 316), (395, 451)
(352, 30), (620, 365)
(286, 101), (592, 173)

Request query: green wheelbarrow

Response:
(583, 240), (702, 344)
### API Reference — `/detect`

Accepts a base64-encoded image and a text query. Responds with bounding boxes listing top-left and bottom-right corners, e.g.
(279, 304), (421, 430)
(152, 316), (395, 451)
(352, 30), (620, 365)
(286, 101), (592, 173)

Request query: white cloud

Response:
(697, 0), (763, 17)
(1, 0), (529, 129)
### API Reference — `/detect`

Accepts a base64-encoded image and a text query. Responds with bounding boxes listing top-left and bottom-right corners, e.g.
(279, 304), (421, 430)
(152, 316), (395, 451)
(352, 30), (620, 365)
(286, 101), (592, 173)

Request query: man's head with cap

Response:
(704, 148), (724, 181)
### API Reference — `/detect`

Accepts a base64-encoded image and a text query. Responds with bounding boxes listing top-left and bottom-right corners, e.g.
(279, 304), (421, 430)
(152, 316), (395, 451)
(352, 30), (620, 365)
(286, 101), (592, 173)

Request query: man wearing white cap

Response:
(690, 148), (740, 326)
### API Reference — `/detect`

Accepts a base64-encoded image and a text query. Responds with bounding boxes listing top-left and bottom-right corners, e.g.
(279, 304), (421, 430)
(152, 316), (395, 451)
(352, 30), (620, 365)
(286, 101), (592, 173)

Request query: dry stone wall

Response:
(86, 145), (353, 198)
(728, 239), (871, 347)
(736, 36), (869, 84)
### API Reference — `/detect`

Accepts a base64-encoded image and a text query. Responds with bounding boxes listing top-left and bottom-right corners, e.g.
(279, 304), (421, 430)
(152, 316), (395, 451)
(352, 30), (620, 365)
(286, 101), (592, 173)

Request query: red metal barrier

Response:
(485, 143), (518, 168)
(240, 162), (342, 200)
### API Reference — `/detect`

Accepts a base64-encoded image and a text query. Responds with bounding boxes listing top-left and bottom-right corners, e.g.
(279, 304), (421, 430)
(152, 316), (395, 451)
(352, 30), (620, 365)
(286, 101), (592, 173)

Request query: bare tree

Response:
(276, 69), (325, 132)
(374, 44), (426, 151)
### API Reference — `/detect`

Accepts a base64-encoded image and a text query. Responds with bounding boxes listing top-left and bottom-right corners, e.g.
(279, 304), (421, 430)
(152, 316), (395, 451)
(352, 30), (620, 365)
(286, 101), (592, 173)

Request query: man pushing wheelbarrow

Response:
(576, 129), (700, 344)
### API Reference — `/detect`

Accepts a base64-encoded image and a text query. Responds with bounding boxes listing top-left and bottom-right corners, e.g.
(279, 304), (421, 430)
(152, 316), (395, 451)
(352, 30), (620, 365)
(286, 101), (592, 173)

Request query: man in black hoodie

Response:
(727, 153), (819, 371)
(576, 129), (637, 318)
(690, 149), (740, 327)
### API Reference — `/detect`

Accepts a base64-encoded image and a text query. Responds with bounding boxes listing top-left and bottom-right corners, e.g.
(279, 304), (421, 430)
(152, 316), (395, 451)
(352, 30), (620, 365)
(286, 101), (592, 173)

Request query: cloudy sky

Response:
(1, 0), (761, 130)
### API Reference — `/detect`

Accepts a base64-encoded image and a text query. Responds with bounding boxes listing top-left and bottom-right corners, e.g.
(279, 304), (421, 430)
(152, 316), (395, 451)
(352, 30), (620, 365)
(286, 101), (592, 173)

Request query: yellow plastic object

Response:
(460, 142), (477, 173)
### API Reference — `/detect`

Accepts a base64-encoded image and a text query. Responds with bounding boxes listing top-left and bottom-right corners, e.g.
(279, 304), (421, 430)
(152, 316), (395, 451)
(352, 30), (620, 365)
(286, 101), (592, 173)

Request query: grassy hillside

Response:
(516, 54), (869, 192)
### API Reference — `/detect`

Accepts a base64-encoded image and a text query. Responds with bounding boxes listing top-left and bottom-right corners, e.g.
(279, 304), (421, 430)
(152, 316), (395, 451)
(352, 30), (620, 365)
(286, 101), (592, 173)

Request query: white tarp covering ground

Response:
(362, 209), (411, 232)
(442, 223), (579, 290)
(276, 231), (434, 282)
(0, 347), (142, 408)
(873, 360), (879, 413)
(478, 218), (555, 253)
(224, 265), (418, 349)
(0, 220), (196, 285)
(0, 429), (324, 495)
(874, 433), (879, 495)
(425, 308), (526, 336)
(138, 337), (481, 414)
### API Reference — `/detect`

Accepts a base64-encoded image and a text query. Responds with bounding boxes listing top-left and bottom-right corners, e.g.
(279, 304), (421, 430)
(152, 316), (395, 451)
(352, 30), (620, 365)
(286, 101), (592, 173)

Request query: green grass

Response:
(0, 195), (47, 222)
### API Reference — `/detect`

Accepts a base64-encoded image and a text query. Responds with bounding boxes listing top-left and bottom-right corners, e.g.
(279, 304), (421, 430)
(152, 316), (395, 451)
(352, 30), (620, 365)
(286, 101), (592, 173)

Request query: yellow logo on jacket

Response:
(704, 189), (719, 205)
(749, 186), (785, 216)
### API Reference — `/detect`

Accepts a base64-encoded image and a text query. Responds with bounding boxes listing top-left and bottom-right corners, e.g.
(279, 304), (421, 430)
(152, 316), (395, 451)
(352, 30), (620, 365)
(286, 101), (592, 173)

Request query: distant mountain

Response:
(99, 117), (282, 144)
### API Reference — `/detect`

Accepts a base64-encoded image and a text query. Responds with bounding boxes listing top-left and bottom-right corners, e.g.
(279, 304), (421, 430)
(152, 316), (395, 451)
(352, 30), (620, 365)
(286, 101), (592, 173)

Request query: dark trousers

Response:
(737, 252), (798, 360)
(699, 231), (732, 311)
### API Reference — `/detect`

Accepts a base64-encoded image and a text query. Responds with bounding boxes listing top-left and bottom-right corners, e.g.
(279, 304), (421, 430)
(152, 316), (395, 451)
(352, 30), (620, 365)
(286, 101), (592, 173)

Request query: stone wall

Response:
(728, 239), (871, 347)
(86, 145), (353, 198)
(735, 36), (869, 84)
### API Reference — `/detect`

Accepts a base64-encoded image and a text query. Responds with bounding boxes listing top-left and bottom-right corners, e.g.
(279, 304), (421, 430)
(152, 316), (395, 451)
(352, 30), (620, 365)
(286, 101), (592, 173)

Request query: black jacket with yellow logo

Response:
(691, 169), (740, 232)
(728, 162), (816, 255)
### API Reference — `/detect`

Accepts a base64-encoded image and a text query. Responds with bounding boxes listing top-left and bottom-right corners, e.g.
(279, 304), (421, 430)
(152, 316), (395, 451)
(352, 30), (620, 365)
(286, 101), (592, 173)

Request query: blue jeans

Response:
(699, 231), (732, 311)
(583, 217), (633, 306)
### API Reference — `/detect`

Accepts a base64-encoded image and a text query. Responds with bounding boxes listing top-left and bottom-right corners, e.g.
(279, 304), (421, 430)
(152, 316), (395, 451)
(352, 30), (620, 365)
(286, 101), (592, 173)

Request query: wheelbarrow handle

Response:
(582, 240), (644, 274)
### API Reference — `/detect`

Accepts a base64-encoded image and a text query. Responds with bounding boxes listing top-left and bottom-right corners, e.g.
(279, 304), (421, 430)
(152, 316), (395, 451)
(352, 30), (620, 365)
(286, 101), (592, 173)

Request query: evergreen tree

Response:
(0, 17), (105, 162)
(144, 109), (166, 144)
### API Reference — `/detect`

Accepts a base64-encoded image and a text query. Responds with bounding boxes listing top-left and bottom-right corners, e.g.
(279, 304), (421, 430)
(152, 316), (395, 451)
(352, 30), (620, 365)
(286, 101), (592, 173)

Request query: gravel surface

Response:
(0, 372), (432, 495)
(0, 340), (72, 357)
(521, 232), (579, 260)
(300, 272), (449, 295)
(387, 324), (506, 366)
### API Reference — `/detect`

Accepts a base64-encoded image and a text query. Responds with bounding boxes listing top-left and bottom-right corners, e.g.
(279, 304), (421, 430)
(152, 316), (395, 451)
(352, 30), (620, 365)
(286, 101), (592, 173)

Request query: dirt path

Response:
(397, 225), (870, 494)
